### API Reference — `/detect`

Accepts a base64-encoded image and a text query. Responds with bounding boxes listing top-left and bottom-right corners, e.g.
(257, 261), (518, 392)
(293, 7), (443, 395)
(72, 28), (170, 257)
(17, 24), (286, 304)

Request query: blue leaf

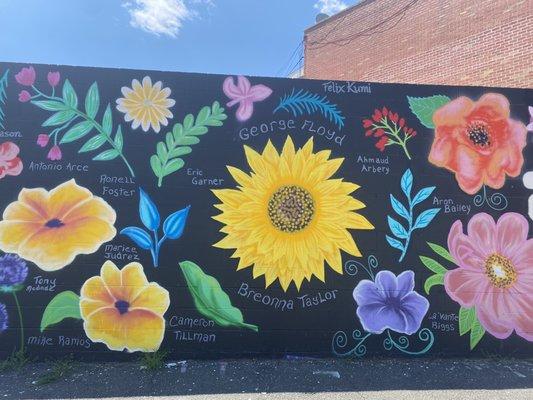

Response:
(120, 227), (152, 250)
(411, 186), (436, 207)
(139, 188), (160, 231)
(387, 216), (409, 239)
(414, 208), (441, 230)
(386, 235), (405, 251)
(163, 205), (191, 239)
(400, 169), (413, 199)
(390, 194), (410, 221)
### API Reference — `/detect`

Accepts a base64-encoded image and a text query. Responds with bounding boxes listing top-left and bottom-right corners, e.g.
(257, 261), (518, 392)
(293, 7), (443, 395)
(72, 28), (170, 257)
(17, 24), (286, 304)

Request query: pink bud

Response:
(47, 145), (62, 161)
(18, 90), (31, 102)
(47, 71), (60, 87)
(37, 134), (49, 147)
(15, 66), (36, 86)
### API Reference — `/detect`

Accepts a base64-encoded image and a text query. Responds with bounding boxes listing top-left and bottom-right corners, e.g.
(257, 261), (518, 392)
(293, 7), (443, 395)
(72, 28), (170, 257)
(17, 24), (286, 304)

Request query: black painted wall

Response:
(0, 62), (531, 360)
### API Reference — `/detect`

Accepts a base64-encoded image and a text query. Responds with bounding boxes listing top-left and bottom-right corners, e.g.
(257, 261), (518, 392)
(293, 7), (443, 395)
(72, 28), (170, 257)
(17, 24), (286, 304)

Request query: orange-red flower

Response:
(429, 93), (527, 195)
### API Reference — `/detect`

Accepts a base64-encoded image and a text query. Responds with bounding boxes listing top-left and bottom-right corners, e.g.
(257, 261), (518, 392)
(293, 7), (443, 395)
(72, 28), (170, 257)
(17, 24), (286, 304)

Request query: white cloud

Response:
(314, 0), (348, 15)
(123, 0), (193, 38)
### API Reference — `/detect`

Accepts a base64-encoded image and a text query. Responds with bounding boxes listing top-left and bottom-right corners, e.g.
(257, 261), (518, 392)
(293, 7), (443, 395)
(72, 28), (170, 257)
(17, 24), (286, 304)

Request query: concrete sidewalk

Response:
(1, 357), (531, 399)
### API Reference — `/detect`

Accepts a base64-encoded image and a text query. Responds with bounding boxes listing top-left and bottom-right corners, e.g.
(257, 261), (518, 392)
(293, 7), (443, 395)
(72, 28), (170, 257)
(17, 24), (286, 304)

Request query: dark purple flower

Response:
(0, 254), (28, 287)
(353, 270), (429, 335)
(0, 303), (7, 333)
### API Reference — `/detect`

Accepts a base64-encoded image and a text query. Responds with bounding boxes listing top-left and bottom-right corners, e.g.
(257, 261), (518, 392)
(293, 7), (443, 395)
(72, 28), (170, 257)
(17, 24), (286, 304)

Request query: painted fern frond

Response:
(0, 69), (9, 129)
(274, 88), (345, 129)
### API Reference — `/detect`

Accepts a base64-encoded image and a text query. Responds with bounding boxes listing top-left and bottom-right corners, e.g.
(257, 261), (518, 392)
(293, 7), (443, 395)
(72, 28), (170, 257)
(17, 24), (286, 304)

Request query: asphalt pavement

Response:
(0, 357), (532, 400)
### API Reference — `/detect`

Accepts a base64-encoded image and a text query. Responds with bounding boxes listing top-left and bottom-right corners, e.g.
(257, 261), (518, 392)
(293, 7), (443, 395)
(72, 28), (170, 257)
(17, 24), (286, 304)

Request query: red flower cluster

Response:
(362, 107), (416, 159)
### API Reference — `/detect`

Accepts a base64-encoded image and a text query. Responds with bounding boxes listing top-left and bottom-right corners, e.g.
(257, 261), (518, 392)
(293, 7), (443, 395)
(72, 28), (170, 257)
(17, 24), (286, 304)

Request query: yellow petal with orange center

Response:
(84, 307), (165, 352)
(17, 217), (116, 271)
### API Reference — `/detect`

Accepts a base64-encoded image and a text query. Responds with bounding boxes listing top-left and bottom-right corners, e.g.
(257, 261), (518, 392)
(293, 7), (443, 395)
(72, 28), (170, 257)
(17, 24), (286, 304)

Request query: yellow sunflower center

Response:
(485, 253), (517, 289)
(45, 218), (65, 228)
(268, 185), (315, 233)
(115, 300), (130, 315)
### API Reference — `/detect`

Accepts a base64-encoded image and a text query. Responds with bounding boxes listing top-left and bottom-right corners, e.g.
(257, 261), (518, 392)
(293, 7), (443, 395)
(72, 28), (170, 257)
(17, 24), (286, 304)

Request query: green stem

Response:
(31, 87), (135, 177)
(382, 119), (412, 160)
(13, 292), (24, 353)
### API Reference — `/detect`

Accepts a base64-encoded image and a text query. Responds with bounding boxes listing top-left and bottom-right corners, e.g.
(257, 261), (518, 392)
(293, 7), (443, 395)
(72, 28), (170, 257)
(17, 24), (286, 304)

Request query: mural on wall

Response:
(0, 62), (531, 360)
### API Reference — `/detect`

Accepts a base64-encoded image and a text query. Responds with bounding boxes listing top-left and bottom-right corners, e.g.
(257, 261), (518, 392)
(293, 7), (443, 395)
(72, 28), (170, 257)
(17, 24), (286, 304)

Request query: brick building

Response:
(303, 0), (532, 88)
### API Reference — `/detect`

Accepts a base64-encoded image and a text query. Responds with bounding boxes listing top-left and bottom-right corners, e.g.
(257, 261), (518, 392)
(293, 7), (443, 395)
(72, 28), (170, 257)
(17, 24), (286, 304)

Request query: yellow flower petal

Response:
(212, 135), (374, 291)
(0, 221), (42, 253)
(83, 307), (165, 352)
(120, 262), (149, 301)
(131, 283), (170, 316)
(48, 180), (92, 219)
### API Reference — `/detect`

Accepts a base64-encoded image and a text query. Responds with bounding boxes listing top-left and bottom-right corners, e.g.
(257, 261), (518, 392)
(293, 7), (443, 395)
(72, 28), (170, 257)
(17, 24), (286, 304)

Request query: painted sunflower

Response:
(116, 76), (175, 133)
(80, 261), (170, 352)
(0, 180), (116, 271)
(213, 136), (374, 291)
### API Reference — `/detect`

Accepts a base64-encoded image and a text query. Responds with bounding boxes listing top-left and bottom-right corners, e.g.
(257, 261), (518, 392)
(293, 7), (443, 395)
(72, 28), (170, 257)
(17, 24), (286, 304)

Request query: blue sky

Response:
(0, 0), (355, 77)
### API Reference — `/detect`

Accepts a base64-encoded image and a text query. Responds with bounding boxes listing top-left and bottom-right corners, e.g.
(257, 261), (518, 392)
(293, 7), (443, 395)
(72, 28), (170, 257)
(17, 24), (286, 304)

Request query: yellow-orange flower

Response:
(213, 136), (374, 291)
(0, 180), (116, 271)
(80, 261), (170, 352)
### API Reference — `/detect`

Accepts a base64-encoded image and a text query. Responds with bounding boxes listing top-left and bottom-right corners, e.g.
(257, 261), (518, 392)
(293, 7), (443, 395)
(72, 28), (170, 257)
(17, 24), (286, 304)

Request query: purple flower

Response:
(0, 254), (28, 287)
(15, 66), (36, 86)
(353, 270), (429, 335)
(527, 106), (533, 132)
(0, 303), (7, 333)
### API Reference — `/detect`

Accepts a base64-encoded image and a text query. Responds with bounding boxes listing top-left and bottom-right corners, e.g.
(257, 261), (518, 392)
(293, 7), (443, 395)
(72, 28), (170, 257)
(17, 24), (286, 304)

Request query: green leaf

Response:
(175, 136), (200, 146)
(424, 274), (444, 295)
(179, 260), (258, 332)
(102, 104), (112, 134)
(427, 242), (456, 264)
(62, 79), (78, 108)
(459, 306), (476, 336)
(157, 142), (168, 161)
(0, 284), (24, 293)
(93, 149), (119, 161)
(40, 291), (82, 332)
(419, 256), (448, 275)
(188, 126), (209, 136)
(114, 126), (123, 151)
(42, 110), (76, 127)
(183, 114), (194, 129)
(196, 106), (211, 124)
(31, 100), (68, 112)
(60, 120), (94, 143)
(85, 82), (100, 119)
(163, 158), (184, 175)
(470, 317), (486, 350)
(79, 134), (107, 153)
(150, 155), (163, 177)
(168, 146), (192, 158)
(407, 95), (451, 129)
(153, 102), (227, 186)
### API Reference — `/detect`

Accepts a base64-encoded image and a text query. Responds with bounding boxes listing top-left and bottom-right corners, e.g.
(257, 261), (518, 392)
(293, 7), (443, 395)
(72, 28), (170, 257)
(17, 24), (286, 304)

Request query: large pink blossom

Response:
(445, 212), (533, 342)
(0, 142), (23, 179)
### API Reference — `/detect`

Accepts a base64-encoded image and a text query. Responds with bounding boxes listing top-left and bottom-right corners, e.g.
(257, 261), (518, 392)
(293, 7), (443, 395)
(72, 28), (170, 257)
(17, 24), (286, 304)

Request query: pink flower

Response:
(223, 76), (272, 122)
(18, 90), (31, 102)
(36, 134), (49, 147)
(445, 212), (533, 342)
(47, 71), (60, 87)
(0, 142), (23, 179)
(15, 66), (36, 86)
(47, 145), (62, 161)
